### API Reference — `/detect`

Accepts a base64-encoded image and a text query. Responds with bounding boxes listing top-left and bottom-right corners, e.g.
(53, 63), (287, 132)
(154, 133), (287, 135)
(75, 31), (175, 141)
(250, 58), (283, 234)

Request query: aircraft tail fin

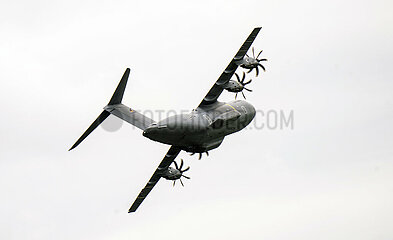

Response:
(69, 68), (155, 151)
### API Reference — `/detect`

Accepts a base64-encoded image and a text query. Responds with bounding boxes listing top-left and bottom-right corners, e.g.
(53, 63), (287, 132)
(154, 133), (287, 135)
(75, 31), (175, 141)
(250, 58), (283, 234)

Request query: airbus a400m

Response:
(69, 27), (267, 213)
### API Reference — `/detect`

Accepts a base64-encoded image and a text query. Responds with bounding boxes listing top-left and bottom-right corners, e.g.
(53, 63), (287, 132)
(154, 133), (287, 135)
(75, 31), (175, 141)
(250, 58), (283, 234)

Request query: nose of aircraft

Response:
(142, 125), (158, 138)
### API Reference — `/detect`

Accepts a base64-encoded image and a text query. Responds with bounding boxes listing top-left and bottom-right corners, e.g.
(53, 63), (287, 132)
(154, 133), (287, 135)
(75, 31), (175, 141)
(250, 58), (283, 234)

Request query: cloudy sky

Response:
(1, 0), (392, 239)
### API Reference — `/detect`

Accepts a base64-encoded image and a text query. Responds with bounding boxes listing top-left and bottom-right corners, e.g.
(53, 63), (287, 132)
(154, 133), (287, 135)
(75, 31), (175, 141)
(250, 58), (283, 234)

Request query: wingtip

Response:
(128, 207), (134, 213)
(69, 142), (79, 151)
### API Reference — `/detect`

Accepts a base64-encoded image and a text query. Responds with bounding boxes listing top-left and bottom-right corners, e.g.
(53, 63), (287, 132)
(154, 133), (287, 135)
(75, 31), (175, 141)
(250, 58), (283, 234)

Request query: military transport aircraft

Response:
(69, 27), (267, 213)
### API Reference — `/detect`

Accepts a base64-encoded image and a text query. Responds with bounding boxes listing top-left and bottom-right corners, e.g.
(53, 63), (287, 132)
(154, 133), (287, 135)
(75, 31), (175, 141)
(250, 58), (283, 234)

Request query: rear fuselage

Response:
(142, 100), (256, 153)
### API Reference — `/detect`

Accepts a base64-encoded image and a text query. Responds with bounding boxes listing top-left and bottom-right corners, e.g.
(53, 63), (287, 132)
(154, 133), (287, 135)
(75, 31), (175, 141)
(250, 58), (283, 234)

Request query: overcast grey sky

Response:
(1, 0), (393, 239)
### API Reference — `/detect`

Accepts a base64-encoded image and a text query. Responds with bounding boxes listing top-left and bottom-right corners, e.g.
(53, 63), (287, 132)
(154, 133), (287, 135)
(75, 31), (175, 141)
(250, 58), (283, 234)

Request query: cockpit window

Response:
(241, 106), (247, 114)
(203, 114), (212, 124)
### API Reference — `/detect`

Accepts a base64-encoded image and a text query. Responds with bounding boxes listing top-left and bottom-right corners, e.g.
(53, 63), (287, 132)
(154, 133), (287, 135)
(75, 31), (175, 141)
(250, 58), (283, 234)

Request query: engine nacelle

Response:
(161, 167), (182, 180)
(238, 56), (259, 69)
(223, 80), (244, 93)
(160, 159), (191, 186)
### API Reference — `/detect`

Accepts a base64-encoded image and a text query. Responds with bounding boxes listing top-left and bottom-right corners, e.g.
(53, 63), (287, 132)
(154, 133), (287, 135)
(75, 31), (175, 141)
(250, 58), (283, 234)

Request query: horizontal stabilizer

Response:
(104, 104), (155, 130)
(108, 68), (130, 105)
(69, 110), (110, 151)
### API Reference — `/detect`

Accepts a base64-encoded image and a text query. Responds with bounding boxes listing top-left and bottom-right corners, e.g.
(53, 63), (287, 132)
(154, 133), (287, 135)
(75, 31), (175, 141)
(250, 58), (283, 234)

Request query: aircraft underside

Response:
(69, 27), (265, 213)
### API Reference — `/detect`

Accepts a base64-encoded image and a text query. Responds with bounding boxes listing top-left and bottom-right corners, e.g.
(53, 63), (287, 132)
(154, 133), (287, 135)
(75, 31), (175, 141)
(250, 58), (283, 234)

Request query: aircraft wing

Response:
(198, 27), (262, 107)
(128, 146), (181, 213)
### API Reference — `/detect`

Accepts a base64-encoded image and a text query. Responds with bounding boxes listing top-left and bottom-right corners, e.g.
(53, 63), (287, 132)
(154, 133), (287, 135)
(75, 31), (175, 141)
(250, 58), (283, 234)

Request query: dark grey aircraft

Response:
(69, 27), (266, 213)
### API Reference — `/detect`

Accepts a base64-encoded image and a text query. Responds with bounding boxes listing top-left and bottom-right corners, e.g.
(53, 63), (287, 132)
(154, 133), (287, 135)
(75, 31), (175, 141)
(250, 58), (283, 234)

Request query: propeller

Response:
(246, 47), (267, 77)
(190, 151), (209, 160)
(234, 72), (253, 99)
(172, 159), (190, 187)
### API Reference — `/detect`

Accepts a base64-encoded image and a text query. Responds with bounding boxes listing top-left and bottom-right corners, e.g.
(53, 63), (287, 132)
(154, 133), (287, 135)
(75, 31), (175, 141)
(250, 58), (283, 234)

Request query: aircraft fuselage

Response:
(142, 100), (256, 153)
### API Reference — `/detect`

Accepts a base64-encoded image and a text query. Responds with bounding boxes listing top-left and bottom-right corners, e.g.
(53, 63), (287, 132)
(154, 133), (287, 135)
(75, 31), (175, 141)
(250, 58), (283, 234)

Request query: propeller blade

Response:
(241, 72), (246, 83)
(182, 175), (190, 179)
(243, 79), (252, 85)
(190, 152), (195, 156)
(252, 47), (255, 58)
(180, 159), (184, 170)
(247, 68), (253, 73)
(198, 153), (202, 160)
(241, 91), (246, 99)
(244, 87), (253, 92)
(173, 181), (175, 187)
(235, 92), (238, 99)
(173, 161), (179, 170)
(181, 166), (190, 173)
(255, 66), (259, 77)
(235, 73), (240, 82)
(180, 178), (184, 187)
(257, 58), (267, 62)
(256, 50), (263, 59)
(246, 53), (249, 57)
(258, 63), (266, 71)
(206, 151), (209, 156)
